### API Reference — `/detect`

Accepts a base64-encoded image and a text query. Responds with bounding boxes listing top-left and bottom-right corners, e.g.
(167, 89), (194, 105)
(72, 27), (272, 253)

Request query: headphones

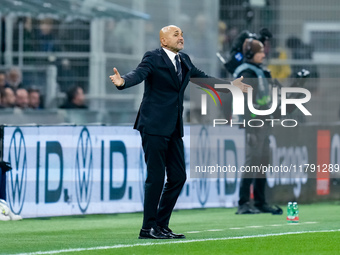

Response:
(244, 38), (254, 60)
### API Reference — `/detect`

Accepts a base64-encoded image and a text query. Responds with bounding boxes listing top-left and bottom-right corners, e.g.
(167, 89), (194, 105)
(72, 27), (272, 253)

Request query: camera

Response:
(220, 28), (272, 75)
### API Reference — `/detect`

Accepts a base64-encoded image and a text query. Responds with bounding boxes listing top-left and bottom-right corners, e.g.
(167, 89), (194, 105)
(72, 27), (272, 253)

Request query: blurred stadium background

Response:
(0, 0), (339, 124)
(0, 0), (339, 211)
(1, 1), (340, 254)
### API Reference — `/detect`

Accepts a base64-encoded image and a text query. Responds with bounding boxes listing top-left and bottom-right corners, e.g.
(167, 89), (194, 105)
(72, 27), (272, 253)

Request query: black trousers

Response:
(141, 130), (186, 229)
(239, 126), (269, 207)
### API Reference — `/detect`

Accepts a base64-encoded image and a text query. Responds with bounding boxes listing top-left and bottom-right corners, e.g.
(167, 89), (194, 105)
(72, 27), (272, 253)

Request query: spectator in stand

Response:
(23, 17), (35, 51)
(37, 18), (57, 52)
(0, 89), (3, 108)
(6, 67), (23, 90)
(60, 86), (87, 109)
(1, 87), (16, 108)
(15, 88), (29, 109)
(28, 87), (42, 109)
(57, 58), (77, 92)
(13, 17), (36, 52)
(1, 17), (5, 63)
(0, 71), (6, 89)
(59, 19), (90, 52)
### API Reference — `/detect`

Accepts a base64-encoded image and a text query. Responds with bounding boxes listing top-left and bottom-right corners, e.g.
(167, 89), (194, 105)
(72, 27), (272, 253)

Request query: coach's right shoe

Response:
(158, 226), (186, 239)
(139, 227), (172, 239)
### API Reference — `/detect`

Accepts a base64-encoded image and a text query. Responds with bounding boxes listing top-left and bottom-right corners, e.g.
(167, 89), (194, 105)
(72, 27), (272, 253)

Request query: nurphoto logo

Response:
(200, 84), (311, 128)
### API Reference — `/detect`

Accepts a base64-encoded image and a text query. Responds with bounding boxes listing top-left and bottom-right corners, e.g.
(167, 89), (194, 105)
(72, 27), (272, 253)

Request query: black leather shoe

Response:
(138, 227), (172, 239)
(159, 226), (186, 239)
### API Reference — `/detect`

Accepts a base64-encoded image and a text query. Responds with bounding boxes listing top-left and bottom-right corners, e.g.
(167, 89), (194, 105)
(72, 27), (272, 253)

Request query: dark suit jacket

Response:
(118, 48), (210, 137)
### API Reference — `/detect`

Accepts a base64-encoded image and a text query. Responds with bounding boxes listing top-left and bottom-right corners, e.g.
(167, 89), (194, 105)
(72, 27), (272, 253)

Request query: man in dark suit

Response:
(110, 25), (250, 239)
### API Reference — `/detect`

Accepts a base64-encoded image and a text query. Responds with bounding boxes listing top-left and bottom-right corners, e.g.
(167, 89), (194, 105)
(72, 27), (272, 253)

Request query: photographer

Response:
(234, 38), (282, 214)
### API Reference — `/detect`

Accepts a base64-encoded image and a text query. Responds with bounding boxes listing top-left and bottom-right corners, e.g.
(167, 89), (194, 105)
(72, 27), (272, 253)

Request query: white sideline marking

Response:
(186, 231), (201, 233)
(207, 229), (223, 232)
(233, 221), (319, 230)
(12, 229), (340, 255)
(201, 222), (320, 232)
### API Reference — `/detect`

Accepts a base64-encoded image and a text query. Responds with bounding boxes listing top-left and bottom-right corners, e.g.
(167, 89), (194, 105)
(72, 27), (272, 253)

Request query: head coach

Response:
(110, 25), (250, 239)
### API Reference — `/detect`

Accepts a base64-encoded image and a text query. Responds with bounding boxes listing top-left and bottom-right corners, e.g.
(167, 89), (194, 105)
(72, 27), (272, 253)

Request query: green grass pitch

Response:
(1, 202), (340, 255)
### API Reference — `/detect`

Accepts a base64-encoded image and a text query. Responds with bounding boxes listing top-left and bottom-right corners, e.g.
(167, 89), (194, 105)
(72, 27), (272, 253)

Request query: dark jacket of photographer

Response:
(233, 61), (274, 132)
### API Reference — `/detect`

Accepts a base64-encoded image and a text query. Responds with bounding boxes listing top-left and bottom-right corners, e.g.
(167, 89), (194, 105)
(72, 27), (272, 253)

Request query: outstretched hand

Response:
(232, 76), (252, 93)
(109, 68), (125, 87)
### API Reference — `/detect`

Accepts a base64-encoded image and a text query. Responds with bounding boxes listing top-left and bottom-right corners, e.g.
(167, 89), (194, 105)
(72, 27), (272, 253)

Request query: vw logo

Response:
(7, 128), (27, 214)
(195, 126), (210, 206)
(75, 127), (93, 213)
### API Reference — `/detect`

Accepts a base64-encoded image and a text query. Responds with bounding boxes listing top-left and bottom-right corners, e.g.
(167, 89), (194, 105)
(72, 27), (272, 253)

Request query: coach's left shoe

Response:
(158, 226), (186, 239)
